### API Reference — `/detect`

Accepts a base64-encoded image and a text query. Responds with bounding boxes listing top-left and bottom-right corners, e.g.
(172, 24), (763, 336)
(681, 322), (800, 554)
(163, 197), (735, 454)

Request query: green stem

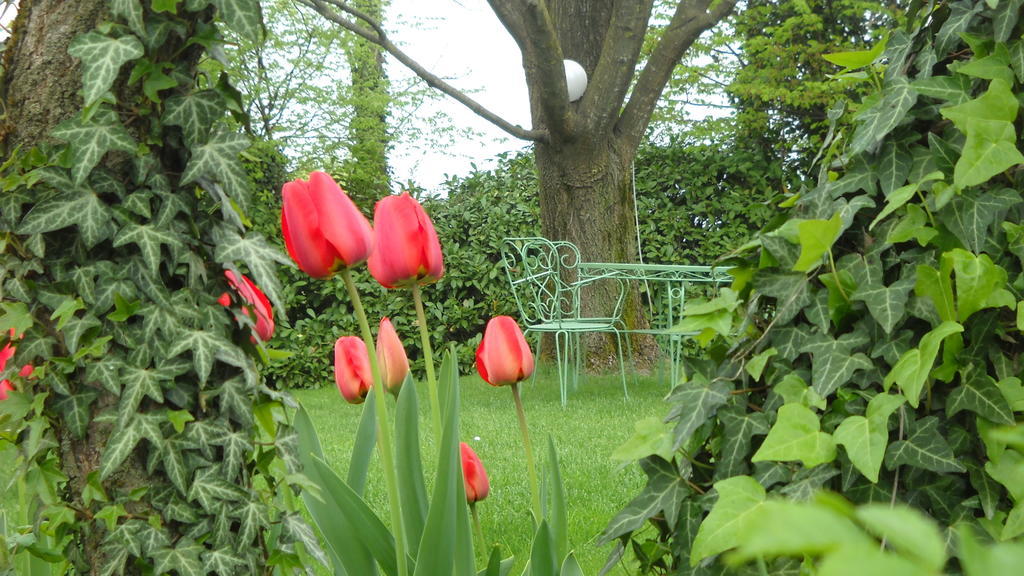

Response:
(412, 283), (442, 441)
(470, 502), (486, 560)
(343, 269), (407, 576)
(511, 383), (541, 522)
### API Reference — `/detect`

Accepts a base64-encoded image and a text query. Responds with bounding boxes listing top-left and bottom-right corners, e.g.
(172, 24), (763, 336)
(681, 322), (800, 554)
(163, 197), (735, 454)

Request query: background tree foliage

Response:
(602, 0), (1024, 572)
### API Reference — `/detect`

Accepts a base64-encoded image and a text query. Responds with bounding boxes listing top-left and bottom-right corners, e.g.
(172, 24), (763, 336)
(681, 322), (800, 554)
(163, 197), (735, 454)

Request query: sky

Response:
(384, 1), (533, 192)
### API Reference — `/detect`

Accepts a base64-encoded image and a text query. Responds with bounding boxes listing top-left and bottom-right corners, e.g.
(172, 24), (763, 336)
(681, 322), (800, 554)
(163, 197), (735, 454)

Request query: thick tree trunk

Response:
(1, 0), (106, 153)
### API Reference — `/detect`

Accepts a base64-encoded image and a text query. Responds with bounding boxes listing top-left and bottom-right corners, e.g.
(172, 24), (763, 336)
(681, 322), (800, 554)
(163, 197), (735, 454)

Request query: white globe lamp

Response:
(563, 59), (587, 102)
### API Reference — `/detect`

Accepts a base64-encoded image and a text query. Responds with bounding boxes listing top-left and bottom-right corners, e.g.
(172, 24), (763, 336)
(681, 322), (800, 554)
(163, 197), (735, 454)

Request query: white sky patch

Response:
(385, 0), (531, 192)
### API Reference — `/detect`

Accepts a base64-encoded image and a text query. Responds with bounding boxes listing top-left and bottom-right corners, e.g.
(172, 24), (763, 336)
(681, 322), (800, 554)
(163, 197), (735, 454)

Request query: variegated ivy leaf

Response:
(800, 335), (873, 399)
(52, 108), (137, 186)
(67, 32), (144, 107)
(100, 416), (142, 480)
(107, 0), (145, 36)
(152, 540), (204, 576)
(167, 328), (231, 384)
(947, 364), (1015, 425)
(164, 90), (225, 146)
(884, 416), (965, 474)
(848, 77), (918, 155)
(665, 379), (733, 449)
(180, 131), (252, 217)
(849, 256), (914, 334)
(18, 179), (116, 249)
(188, 465), (244, 512)
(935, 1), (982, 57)
(211, 0), (264, 43)
(55, 391), (99, 440)
(203, 547), (249, 575)
(113, 223), (186, 278)
(117, 365), (167, 425)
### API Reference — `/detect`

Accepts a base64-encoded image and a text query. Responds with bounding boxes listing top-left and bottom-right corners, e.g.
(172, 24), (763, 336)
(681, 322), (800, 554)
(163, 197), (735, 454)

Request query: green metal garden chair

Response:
(501, 237), (629, 406)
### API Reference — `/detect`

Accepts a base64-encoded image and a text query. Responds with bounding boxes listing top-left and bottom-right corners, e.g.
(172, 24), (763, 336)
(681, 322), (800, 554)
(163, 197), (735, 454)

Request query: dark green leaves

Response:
(52, 109), (137, 185)
(885, 416), (965, 474)
(68, 32), (144, 106)
(849, 77), (917, 155)
(665, 379), (733, 448)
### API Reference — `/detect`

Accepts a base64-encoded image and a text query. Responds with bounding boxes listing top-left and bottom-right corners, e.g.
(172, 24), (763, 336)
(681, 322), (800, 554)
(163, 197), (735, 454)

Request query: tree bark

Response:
(1, 0), (106, 153)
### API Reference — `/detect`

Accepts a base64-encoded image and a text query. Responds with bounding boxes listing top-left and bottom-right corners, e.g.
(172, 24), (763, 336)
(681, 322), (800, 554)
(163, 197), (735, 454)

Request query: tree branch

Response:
(486, 0), (529, 52)
(618, 0), (737, 152)
(296, 0), (548, 142)
(583, 0), (653, 134)
(518, 0), (574, 142)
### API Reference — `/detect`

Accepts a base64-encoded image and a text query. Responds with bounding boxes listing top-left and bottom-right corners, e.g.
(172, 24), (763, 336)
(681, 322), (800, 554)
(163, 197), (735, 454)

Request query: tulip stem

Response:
(343, 269), (408, 576)
(470, 502), (487, 559)
(412, 283), (442, 441)
(511, 383), (541, 523)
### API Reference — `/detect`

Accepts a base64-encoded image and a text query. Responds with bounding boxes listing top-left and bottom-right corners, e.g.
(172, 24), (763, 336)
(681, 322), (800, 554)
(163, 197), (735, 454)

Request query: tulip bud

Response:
(224, 271), (275, 342)
(282, 171), (375, 278)
(476, 316), (535, 387)
(367, 192), (444, 289)
(18, 364), (34, 379)
(460, 442), (490, 504)
(335, 336), (373, 404)
(376, 318), (410, 396)
(0, 380), (12, 401)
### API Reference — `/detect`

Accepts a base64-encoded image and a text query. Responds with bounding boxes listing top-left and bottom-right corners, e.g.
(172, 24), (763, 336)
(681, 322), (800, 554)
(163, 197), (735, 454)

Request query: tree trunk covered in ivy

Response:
(1, 1), (309, 574)
(342, 0), (392, 199)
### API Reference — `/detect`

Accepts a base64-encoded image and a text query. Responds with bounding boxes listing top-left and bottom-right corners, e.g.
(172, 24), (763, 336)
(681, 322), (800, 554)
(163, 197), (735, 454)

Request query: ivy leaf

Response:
(947, 365), (1015, 425)
(203, 547), (249, 575)
(849, 77), (917, 155)
(756, 273), (811, 326)
(52, 109), (137, 185)
(752, 404), (836, 468)
(993, 0), (1023, 42)
(984, 448), (1024, 501)
(915, 259), (956, 322)
(213, 228), (291, 313)
(715, 407), (770, 481)
(690, 476), (766, 565)
(54, 391), (99, 440)
(877, 140), (912, 197)
(67, 32), (144, 107)
(153, 540), (204, 576)
(947, 249), (1016, 322)
(773, 373), (826, 410)
(935, 1), (982, 57)
(883, 321), (963, 407)
(938, 188), (1020, 253)
(211, 0), (264, 43)
(834, 394), (905, 482)
(793, 214), (842, 272)
(777, 465), (841, 502)
(188, 465), (244, 512)
(912, 75), (972, 103)
(731, 500), (870, 563)
(800, 335), (873, 399)
(180, 131), (252, 215)
(665, 379), (733, 449)
(854, 504), (947, 571)
(162, 438), (189, 495)
(18, 181), (116, 249)
(954, 119), (1024, 189)
(164, 90), (225, 146)
(107, 0), (145, 35)
(885, 416), (965, 473)
(850, 256), (913, 334)
(117, 365), (167, 425)
(167, 329), (232, 384)
(113, 223), (185, 278)
(152, 0), (179, 12)
(236, 499), (268, 548)
(100, 417), (142, 480)
(599, 457), (690, 543)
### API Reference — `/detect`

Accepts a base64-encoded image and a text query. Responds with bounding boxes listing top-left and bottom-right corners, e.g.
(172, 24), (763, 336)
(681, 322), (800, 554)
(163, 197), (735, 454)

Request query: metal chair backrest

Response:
(500, 237), (584, 326)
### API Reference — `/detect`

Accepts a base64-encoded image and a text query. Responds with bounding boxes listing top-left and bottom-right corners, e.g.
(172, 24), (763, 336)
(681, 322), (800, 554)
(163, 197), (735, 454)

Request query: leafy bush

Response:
(602, 1), (1024, 573)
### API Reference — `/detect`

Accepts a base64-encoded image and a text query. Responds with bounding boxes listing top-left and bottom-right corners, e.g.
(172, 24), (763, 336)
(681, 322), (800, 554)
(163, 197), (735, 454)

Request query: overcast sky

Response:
(385, 1), (532, 192)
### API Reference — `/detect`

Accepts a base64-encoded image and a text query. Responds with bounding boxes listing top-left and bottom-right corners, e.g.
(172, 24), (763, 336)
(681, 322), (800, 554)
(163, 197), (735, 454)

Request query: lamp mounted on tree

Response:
(563, 59), (587, 102)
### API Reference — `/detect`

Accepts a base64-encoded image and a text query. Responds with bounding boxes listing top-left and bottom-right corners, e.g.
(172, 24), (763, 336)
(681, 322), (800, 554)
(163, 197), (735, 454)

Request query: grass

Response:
(295, 364), (672, 575)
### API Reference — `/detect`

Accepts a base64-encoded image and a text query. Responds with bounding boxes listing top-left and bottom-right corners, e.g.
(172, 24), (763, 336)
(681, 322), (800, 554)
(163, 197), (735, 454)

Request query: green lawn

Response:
(295, 365), (672, 575)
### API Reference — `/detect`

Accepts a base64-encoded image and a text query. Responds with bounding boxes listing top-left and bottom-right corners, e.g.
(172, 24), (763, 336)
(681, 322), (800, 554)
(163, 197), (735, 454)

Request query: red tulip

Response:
(335, 336), (373, 404)
(476, 316), (534, 387)
(224, 270), (275, 342)
(367, 192), (444, 289)
(460, 442), (490, 504)
(18, 364), (34, 378)
(376, 317), (409, 396)
(0, 380), (12, 401)
(0, 342), (13, 372)
(282, 171), (374, 278)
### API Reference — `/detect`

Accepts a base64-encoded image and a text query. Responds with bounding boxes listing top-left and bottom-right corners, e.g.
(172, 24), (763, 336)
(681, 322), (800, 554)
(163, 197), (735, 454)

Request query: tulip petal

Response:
(308, 172), (374, 268)
(282, 180), (335, 278)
